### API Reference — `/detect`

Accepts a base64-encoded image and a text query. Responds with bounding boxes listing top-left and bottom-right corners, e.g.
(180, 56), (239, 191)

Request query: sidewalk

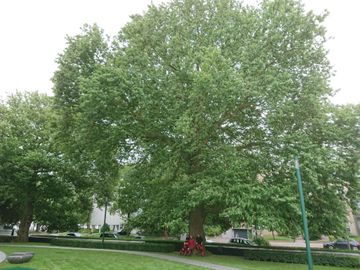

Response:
(0, 251), (6, 263)
(0, 244), (241, 270)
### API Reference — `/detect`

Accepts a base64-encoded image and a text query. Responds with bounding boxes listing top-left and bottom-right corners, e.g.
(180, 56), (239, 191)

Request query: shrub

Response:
(100, 223), (110, 233)
(0, 235), (16, 242)
(145, 239), (183, 251)
(29, 236), (53, 243)
(309, 231), (322, 241)
(205, 245), (245, 257)
(244, 249), (360, 268)
(253, 237), (270, 247)
(205, 225), (223, 237)
(51, 238), (175, 252)
(79, 228), (92, 234)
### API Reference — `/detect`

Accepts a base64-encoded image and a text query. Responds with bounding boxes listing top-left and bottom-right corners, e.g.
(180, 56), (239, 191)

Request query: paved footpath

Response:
(0, 251), (6, 263)
(0, 244), (241, 270)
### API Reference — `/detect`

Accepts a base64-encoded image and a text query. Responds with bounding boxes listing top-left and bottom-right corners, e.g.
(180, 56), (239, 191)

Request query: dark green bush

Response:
(0, 235), (16, 242)
(205, 245), (245, 256)
(145, 239), (183, 251)
(79, 228), (93, 234)
(100, 223), (110, 233)
(205, 225), (223, 237)
(51, 238), (175, 252)
(253, 237), (270, 246)
(244, 249), (360, 268)
(29, 236), (53, 243)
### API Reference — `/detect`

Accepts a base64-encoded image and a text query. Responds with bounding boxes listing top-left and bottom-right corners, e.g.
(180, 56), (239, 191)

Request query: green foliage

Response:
(244, 249), (360, 268)
(0, 235), (16, 242)
(205, 225), (223, 237)
(0, 92), (92, 240)
(51, 238), (175, 252)
(52, 0), (359, 239)
(111, 0), (334, 236)
(100, 223), (110, 233)
(79, 228), (93, 234)
(52, 23), (119, 209)
(253, 237), (270, 247)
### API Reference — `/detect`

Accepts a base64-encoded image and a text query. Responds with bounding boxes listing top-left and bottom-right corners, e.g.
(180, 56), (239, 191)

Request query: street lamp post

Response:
(294, 157), (313, 270)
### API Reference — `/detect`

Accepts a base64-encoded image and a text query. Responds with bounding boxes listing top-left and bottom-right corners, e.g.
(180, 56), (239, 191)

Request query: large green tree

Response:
(111, 0), (333, 237)
(0, 92), (91, 241)
(52, 24), (120, 209)
(54, 0), (358, 238)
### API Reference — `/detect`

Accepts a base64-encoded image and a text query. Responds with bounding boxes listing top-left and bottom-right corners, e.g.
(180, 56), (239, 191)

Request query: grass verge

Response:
(0, 246), (202, 270)
(175, 252), (358, 270)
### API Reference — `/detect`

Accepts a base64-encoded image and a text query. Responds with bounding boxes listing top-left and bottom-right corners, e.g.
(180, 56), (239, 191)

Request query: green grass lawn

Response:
(178, 252), (356, 270)
(0, 246), (203, 270)
(0, 245), (357, 270)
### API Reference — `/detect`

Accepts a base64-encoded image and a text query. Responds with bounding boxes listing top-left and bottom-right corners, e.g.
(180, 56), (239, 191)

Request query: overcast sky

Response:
(0, 0), (359, 104)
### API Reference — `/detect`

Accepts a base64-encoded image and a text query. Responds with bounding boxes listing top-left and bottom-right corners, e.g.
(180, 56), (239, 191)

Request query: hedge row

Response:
(145, 239), (183, 251)
(206, 245), (246, 256)
(51, 238), (175, 253)
(250, 244), (360, 254)
(244, 249), (360, 268)
(0, 235), (16, 242)
(204, 241), (360, 254)
(29, 236), (53, 243)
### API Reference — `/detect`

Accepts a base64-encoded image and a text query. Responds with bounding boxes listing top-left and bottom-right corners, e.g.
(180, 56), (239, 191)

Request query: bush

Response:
(79, 228), (93, 234)
(29, 236), (53, 243)
(0, 235), (16, 242)
(145, 239), (183, 251)
(51, 238), (176, 252)
(309, 231), (322, 241)
(205, 245), (246, 256)
(244, 249), (360, 268)
(205, 225), (223, 237)
(253, 237), (270, 247)
(100, 223), (110, 233)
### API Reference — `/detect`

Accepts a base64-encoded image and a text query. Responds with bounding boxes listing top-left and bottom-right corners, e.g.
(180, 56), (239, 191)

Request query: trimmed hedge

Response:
(51, 238), (175, 253)
(206, 245), (246, 256)
(254, 245), (360, 254)
(0, 235), (16, 242)
(29, 236), (53, 243)
(244, 249), (360, 268)
(145, 239), (183, 251)
(204, 241), (360, 254)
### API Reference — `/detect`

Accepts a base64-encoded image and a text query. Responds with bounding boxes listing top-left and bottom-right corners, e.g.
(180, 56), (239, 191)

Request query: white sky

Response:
(0, 0), (359, 104)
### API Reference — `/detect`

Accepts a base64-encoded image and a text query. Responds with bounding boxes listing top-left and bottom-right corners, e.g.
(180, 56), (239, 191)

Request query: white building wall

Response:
(89, 203), (124, 231)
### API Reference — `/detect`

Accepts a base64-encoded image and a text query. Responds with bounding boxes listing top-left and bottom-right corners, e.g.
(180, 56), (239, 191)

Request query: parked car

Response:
(323, 239), (359, 250)
(230, 237), (257, 246)
(67, 232), (81, 237)
(100, 232), (118, 239)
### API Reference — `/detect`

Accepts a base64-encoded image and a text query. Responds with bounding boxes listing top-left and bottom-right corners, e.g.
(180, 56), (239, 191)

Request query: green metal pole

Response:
(294, 157), (313, 270)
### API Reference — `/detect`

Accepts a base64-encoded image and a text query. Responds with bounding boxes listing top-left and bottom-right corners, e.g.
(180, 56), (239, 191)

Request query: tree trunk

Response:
(18, 200), (33, 242)
(189, 204), (206, 240)
(163, 225), (169, 239)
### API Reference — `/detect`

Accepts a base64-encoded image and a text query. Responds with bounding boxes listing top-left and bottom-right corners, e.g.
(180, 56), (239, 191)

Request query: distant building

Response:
(86, 202), (125, 232)
(348, 203), (360, 236)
